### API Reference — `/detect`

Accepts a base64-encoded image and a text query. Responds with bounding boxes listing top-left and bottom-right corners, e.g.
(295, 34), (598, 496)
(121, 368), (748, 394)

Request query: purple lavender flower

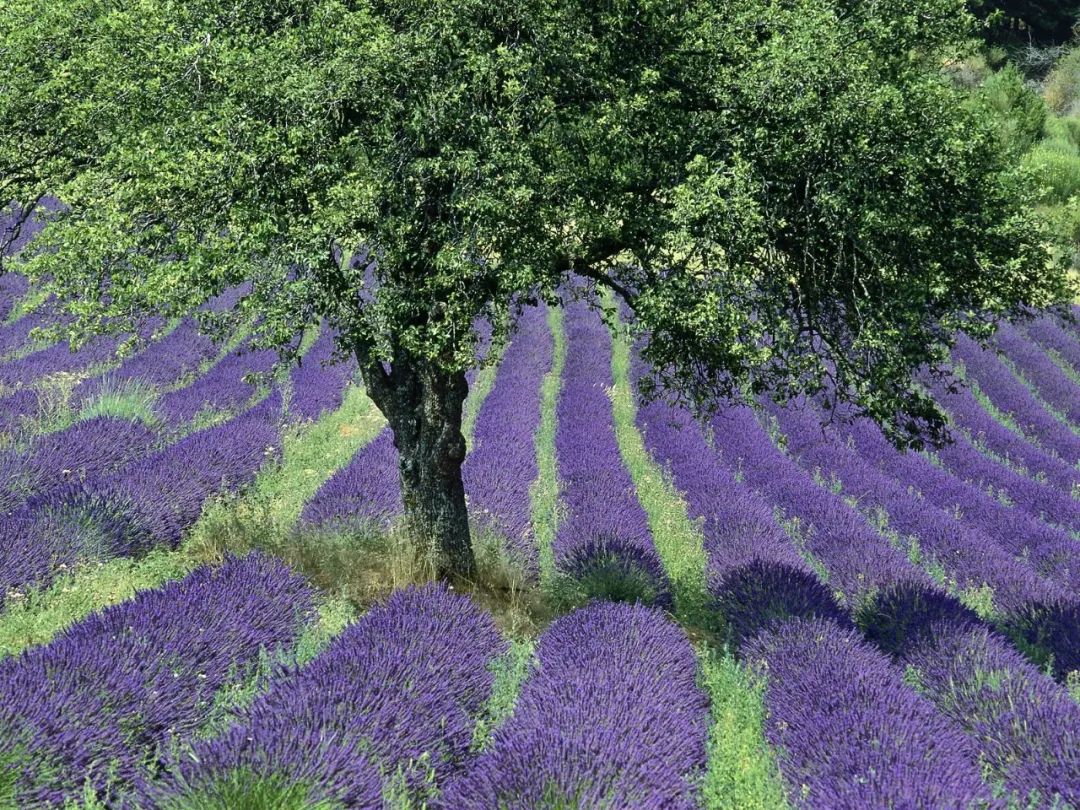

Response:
(953, 333), (1080, 463)
(463, 304), (552, 573)
(744, 617), (990, 808)
(147, 582), (504, 808)
(286, 326), (357, 422)
(904, 620), (1080, 806)
(439, 601), (709, 809)
(0, 416), (157, 513)
(0, 317), (163, 388)
(0, 407), (279, 600)
(0, 388), (39, 435)
(767, 399), (1074, 621)
(0, 306), (61, 360)
(708, 401), (930, 604)
(634, 368), (847, 645)
(995, 321), (1080, 425)
(299, 427), (401, 529)
(838, 407), (1080, 596)
(0, 552), (315, 807)
(1024, 313), (1080, 377)
(72, 318), (218, 406)
(157, 338), (278, 427)
(554, 302), (670, 606)
(0, 272), (28, 321)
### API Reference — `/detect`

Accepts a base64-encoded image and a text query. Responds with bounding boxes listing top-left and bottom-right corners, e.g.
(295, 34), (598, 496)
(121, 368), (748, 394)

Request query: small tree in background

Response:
(1, 0), (1071, 578)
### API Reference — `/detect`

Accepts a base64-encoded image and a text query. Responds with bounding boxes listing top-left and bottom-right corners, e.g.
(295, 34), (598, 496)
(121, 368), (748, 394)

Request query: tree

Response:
(970, 0), (1080, 48)
(0, 0), (1071, 579)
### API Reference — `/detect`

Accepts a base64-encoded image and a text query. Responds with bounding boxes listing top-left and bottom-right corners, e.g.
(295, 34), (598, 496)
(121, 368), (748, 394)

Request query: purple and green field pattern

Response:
(299, 315), (512, 533)
(146, 582), (504, 808)
(439, 601), (709, 809)
(925, 370), (1080, 499)
(156, 338), (280, 427)
(746, 617), (991, 808)
(285, 325), (357, 423)
(953, 332), (1080, 463)
(2, 287), (1080, 810)
(553, 302), (670, 605)
(0, 404), (280, 602)
(462, 303), (553, 573)
(995, 320), (1080, 426)
(1024, 312), (1080, 377)
(0, 552), (315, 807)
(71, 317), (219, 407)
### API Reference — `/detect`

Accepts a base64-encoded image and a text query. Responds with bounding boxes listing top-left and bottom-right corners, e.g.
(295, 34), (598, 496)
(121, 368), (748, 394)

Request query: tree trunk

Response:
(358, 353), (474, 580)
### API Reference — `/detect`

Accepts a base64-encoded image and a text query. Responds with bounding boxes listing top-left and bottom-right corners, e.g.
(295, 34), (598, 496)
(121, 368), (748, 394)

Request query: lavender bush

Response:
(147, 582), (504, 808)
(745, 617), (990, 808)
(553, 302), (669, 605)
(440, 601), (709, 809)
(0, 405), (280, 600)
(0, 552), (315, 807)
(463, 304), (552, 573)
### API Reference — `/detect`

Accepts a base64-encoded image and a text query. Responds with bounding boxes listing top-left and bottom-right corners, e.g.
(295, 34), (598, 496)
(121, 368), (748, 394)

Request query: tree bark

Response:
(358, 351), (474, 580)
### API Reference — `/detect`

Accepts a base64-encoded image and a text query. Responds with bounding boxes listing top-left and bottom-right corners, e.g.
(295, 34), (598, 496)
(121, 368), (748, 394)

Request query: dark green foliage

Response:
(1, 0), (1073, 574)
(971, 0), (1080, 47)
(977, 64), (1047, 153)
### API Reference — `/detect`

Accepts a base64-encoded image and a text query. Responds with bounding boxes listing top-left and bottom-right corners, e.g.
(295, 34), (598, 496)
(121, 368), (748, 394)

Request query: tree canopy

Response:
(1, 0), (1071, 575)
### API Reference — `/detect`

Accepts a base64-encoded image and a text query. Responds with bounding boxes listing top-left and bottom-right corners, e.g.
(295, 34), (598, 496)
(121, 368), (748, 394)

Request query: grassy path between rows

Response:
(0, 383), (382, 658)
(530, 305), (567, 587)
(607, 309), (787, 809)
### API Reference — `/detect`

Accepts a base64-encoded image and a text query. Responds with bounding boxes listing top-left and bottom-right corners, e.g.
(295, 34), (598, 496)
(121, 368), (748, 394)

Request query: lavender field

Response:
(1, 250), (1080, 808)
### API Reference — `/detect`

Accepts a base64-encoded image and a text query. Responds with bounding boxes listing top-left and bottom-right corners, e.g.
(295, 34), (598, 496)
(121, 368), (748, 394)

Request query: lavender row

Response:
(299, 426), (400, 529)
(633, 362), (844, 646)
(553, 302), (669, 604)
(926, 372), (1080, 497)
(0, 552), (315, 807)
(462, 304), (552, 573)
(843, 417), (1080, 680)
(441, 601), (709, 808)
(147, 582), (504, 808)
(71, 318), (218, 407)
(640, 385), (1080, 804)
(1024, 313), (1080, 376)
(953, 333), (1080, 463)
(934, 429), (1080, 532)
(285, 326), (357, 422)
(0, 388), (41, 435)
(746, 617), (990, 808)
(995, 320), (1080, 425)
(157, 337), (279, 427)
(708, 401), (930, 604)
(837, 407), (1080, 618)
(0, 316), (164, 388)
(770, 401), (1071, 612)
(0, 306), (60, 361)
(0, 415), (158, 513)
(885, 595), (1080, 807)
(0, 400), (281, 602)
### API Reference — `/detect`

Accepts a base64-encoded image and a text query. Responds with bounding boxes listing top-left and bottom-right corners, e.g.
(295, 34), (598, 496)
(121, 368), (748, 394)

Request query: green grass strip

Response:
(0, 548), (197, 659)
(244, 384), (384, 531)
(609, 308), (709, 622)
(530, 305), (566, 587)
(463, 349), (503, 452)
(0, 384), (381, 658)
(698, 647), (789, 810)
(470, 637), (537, 752)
